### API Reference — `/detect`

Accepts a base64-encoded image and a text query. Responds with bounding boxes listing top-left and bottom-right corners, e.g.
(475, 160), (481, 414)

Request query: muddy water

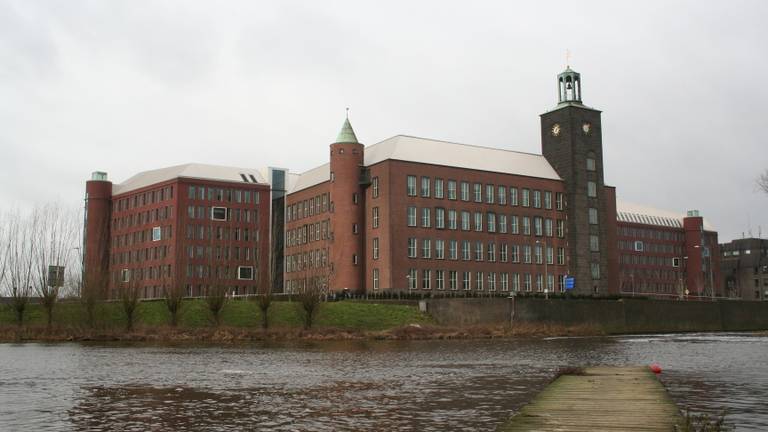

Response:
(0, 333), (766, 431)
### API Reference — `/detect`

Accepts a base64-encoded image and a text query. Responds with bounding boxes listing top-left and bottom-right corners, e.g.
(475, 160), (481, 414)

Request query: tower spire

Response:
(335, 110), (358, 143)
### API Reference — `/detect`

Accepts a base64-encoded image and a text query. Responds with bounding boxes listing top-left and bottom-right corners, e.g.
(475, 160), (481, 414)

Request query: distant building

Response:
(84, 164), (272, 299)
(85, 67), (724, 299)
(720, 238), (768, 300)
(616, 205), (720, 299)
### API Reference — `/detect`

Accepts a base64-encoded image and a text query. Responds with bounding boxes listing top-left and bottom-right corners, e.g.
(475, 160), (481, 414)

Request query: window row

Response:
(378, 269), (567, 292)
(185, 245), (259, 262)
(405, 175), (564, 210)
(115, 264), (173, 283)
(187, 185), (261, 205)
(405, 207), (565, 237)
(111, 245), (169, 266)
(286, 193), (330, 222)
(113, 205), (174, 230)
(115, 186), (175, 212)
(187, 206), (258, 224)
(620, 268), (683, 281)
(184, 225), (259, 242)
(403, 238), (565, 265)
(286, 219), (330, 247)
(618, 240), (681, 254)
(184, 264), (257, 280)
(618, 226), (685, 241)
(285, 248), (330, 273)
(113, 226), (173, 248)
(619, 254), (682, 267)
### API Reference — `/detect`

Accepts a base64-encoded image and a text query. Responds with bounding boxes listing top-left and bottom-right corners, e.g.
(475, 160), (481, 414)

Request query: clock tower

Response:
(541, 67), (610, 295)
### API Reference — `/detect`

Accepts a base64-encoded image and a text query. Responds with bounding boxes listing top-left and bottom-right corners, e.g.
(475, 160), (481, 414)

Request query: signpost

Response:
(564, 276), (575, 291)
(48, 265), (65, 288)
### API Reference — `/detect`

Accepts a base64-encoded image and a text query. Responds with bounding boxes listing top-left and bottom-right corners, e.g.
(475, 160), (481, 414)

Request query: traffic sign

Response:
(564, 276), (575, 290)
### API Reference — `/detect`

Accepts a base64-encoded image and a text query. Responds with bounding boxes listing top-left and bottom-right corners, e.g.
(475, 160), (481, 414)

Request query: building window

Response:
(373, 238), (379, 260)
(473, 183), (482, 202)
(589, 208), (599, 225)
(533, 190), (541, 208)
(521, 189), (530, 207)
(421, 208), (431, 228)
(557, 247), (565, 265)
(408, 269), (418, 289)
(461, 182), (470, 201)
(422, 270), (431, 289)
(487, 212), (497, 233)
(449, 271), (458, 290)
(534, 217), (543, 236)
(435, 178), (444, 199)
(237, 266), (254, 280)
(436, 270), (445, 290)
(591, 263), (601, 279)
(587, 153), (596, 171)
(498, 186), (507, 205)
(463, 272), (471, 290)
(523, 245), (532, 263)
(211, 206), (228, 221)
(500, 243), (508, 262)
(448, 210), (457, 230)
(589, 235), (600, 252)
(510, 187), (519, 206)
(476, 272), (484, 290)
(672, 257), (681, 267)
(485, 184), (495, 204)
(422, 239), (432, 258)
(499, 214), (508, 233)
(488, 243), (496, 262)
(534, 244), (543, 264)
(501, 273), (509, 291)
(407, 206), (417, 227)
(408, 238), (417, 258)
(421, 176), (431, 198)
(372, 177), (379, 198)
(512, 273), (520, 292)
(462, 240), (471, 261)
(435, 239), (445, 259)
(121, 269), (130, 283)
(407, 175), (417, 196)
(522, 217), (531, 235)
(353, 223), (359, 234)
(373, 269), (380, 290)
(474, 212), (483, 232)
(524, 273), (532, 291)
(330, 172), (335, 182)
(557, 220), (565, 238)
(587, 181), (597, 198)
(556, 192), (564, 210)
(435, 208), (445, 229)
(543, 191), (552, 209)
(447, 180), (457, 200)
(461, 211), (470, 231)
(449, 240), (458, 260)
(511, 215), (519, 234)
(544, 218), (553, 237)
(373, 207), (380, 228)
(488, 273), (497, 291)
(546, 246), (554, 265)
(511, 245), (520, 263)
(634, 240), (644, 252)
(152, 226), (162, 241)
(475, 242), (484, 261)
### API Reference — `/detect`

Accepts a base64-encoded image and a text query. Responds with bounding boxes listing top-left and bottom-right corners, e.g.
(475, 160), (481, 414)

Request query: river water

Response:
(0, 333), (766, 431)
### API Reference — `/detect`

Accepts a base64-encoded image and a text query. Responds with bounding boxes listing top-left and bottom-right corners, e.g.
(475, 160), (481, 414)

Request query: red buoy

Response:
(650, 363), (662, 374)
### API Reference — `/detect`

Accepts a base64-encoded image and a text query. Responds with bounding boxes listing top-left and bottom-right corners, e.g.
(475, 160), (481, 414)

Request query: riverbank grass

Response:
(0, 299), (431, 332)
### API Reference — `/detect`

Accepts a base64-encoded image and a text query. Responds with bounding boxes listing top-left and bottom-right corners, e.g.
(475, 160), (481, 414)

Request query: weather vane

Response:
(566, 49), (571, 68)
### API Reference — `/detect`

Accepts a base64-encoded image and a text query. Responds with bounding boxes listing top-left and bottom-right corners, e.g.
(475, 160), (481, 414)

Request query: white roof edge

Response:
(113, 163), (269, 195)
(617, 200), (716, 231)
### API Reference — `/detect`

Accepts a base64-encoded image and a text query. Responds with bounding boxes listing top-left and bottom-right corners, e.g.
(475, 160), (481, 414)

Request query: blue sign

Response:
(564, 277), (575, 290)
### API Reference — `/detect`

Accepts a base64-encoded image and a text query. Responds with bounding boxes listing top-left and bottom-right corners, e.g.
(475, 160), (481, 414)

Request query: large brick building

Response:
(84, 164), (272, 299)
(720, 238), (768, 300)
(85, 67), (724, 299)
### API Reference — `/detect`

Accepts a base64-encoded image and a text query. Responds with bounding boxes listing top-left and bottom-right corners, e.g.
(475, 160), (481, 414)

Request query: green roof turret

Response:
(335, 110), (359, 143)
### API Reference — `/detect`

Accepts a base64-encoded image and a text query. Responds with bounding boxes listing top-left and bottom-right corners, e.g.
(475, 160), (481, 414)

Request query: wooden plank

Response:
(498, 366), (682, 432)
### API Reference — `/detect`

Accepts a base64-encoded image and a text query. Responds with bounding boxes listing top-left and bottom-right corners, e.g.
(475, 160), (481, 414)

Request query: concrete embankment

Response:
(498, 366), (681, 431)
(425, 297), (768, 333)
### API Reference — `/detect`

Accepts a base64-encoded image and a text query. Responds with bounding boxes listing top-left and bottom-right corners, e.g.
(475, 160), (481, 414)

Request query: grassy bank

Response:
(0, 299), (430, 331)
(0, 298), (602, 342)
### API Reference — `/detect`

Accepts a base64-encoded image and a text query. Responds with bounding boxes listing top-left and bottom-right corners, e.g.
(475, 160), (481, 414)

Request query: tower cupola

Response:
(557, 66), (582, 104)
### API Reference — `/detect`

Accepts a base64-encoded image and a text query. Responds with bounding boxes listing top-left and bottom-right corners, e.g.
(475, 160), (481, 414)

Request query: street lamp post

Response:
(537, 239), (548, 300)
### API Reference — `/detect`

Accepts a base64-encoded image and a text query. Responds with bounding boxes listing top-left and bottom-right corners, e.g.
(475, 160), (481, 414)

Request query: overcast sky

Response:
(1, 0), (766, 242)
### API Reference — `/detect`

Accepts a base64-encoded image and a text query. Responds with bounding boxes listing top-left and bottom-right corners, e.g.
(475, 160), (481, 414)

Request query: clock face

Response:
(551, 123), (561, 137)
(582, 122), (592, 135)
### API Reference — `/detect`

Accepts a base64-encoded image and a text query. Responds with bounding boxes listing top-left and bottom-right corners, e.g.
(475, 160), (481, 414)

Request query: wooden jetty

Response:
(498, 366), (682, 431)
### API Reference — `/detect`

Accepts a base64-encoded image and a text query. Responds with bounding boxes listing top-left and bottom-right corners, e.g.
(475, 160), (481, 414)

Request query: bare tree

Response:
(120, 277), (141, 331)
(205, 283), (227, 327)
(759, 169), (768, 195)
(163, 281), (184, 327)
(32, 204), (79, 330)
(3, 210), (36, 326)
